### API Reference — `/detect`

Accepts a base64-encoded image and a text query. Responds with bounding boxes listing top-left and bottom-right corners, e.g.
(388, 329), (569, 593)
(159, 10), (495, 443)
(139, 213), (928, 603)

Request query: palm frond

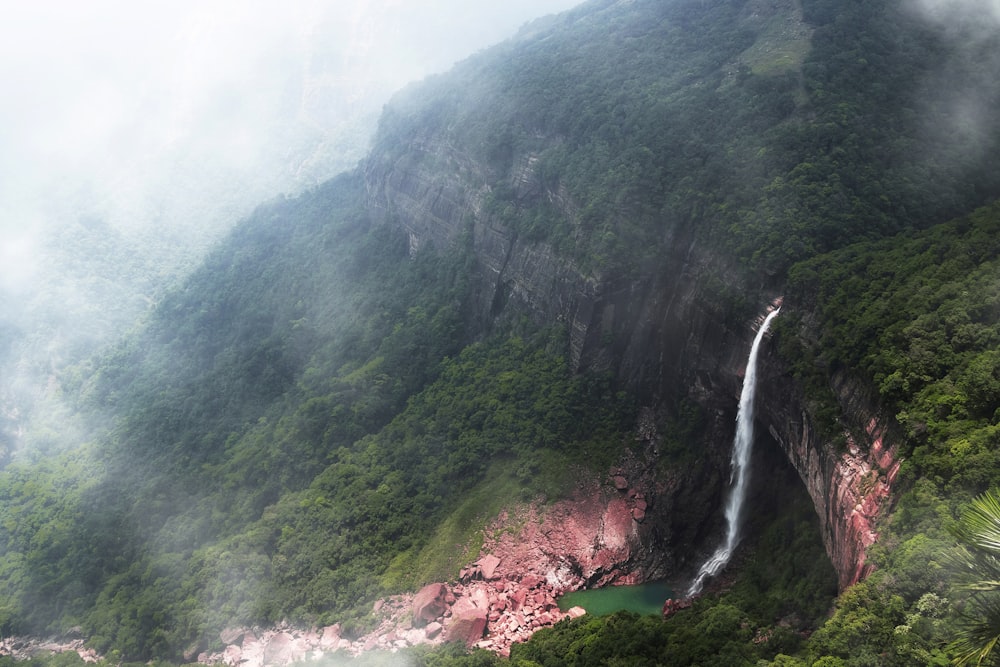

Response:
(949, 594), (1000, 666)
(948, 490), (1000, 666)
(953, 491), (1000, 555)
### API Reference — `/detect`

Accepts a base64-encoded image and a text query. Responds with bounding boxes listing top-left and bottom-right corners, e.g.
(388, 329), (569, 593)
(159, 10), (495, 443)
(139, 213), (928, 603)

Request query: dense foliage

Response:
(1, 0), (999, 663)
(375, 0), (1000, 274)
(0, 173), (632, 658)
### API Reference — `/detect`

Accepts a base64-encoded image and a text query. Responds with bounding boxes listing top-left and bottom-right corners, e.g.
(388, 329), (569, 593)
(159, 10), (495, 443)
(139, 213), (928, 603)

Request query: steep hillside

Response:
(1, 0), (999, 664)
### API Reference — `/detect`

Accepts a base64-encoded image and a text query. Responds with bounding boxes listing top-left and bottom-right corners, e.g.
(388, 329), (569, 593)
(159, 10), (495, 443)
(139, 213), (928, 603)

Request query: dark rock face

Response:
(362, 129), (895, 589)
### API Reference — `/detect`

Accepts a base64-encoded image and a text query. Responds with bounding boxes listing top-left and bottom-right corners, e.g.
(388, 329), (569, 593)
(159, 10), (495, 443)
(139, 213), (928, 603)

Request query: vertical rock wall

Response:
(757, 349), (900, 590)
(362, 134), (895, 590)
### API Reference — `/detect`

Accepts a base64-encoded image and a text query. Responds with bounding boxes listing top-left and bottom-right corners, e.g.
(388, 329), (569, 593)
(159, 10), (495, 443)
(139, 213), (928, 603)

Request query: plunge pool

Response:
(557, 580), (675, 617)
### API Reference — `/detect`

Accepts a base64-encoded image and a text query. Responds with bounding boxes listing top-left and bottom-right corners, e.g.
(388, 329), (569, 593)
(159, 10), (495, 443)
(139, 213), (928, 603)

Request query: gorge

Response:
(1, 0), (1000, 664)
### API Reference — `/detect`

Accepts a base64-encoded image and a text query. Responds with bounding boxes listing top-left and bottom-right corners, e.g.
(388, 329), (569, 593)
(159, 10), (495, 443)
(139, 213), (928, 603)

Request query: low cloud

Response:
(908, 0), (1000, 34)
(0, 0), (582, 456)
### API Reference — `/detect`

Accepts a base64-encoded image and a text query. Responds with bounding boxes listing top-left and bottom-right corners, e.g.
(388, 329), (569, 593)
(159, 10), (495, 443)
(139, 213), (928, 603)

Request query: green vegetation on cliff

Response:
(0, 171), (633, 656)
(375, 0), (1000, 275)
(0, 0), (999, 663)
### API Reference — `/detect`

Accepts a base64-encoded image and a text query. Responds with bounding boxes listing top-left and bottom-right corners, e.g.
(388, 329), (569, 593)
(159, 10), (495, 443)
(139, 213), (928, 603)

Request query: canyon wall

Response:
(362, 134), (896, 590)
(756, 338), (901, 590)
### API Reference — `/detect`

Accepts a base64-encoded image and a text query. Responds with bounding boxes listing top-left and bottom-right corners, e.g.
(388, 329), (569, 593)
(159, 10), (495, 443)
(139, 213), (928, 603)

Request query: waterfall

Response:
(686, 307), (780, 597)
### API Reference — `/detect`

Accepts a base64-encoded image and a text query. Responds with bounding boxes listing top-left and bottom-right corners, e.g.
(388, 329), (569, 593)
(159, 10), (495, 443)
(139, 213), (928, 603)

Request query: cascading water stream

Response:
(686, 307), (780, 597)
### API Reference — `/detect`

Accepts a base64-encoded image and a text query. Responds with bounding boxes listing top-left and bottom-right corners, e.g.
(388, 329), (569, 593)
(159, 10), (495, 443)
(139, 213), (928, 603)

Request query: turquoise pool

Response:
(557, 580), (675, 617)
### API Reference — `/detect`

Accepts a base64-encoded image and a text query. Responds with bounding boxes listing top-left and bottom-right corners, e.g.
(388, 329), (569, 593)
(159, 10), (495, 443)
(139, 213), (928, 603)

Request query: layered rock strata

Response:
(757, 343), (901, 590)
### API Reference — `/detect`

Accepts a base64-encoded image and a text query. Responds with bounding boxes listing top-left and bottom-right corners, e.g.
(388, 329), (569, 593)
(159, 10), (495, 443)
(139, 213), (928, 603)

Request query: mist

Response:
(0, 0), (582, 458)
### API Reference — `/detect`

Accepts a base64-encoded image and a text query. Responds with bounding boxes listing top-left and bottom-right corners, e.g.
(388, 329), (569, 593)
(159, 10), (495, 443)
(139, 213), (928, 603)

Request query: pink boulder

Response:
(413, 583), (449, 627)
(447, 597), (488, 645)
(478, 554), (502, 580)
(425, 622), (443, 639)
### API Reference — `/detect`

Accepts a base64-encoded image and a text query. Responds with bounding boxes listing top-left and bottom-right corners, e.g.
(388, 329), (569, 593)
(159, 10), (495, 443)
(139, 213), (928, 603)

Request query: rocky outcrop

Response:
(185, 477), (657, 663)
(0, 635), (100, 664)
(757, 333), (901, 590)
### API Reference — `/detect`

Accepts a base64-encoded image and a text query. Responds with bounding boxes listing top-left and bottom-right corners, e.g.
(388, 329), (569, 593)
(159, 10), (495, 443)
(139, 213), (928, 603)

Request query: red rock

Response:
(412, 583), (449, 627)
(632, 507), (646, 521)
(263, 632), (295, 665)
(510, 587), (527, 609)
(634, 498), (648, 511)
(222, 645), (242, 667)
(220, 627), (245, 645)
(479, 554), (502, 580)
(319, 624), (341, 649)
(424, 622), (443, 639)
(447, 597), (488, 645)
(521, 574), (545, 589)
(613, 475), (628, 490)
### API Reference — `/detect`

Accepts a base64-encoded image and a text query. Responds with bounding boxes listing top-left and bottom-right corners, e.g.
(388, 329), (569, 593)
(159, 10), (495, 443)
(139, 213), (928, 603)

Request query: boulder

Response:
(263, 632), (295, 665)
(478, 554), (502, 580)
(424, 621), (443, 639)
(510, 587), (527, 609)
(447, 592), (489, 645)
(412, 583), (449, 627)
(220, 627), (245, 645)
(222, 644), (242, 666)
(319, 624), (342, 649)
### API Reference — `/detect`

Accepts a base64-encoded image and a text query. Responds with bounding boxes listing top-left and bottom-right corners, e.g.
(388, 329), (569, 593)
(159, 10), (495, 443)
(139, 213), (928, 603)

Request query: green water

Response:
(557, 581), (674, 617)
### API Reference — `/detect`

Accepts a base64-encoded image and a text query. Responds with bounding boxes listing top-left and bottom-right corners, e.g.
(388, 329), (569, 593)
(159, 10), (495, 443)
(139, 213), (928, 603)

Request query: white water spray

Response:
(687, 307), (780, 597)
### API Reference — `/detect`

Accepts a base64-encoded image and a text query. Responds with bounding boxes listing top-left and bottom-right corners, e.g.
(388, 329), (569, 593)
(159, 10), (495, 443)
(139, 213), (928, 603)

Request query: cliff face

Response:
(363, 137), (750, 394)
(757, 342), (901, 590)
(362, 131), (893, 590)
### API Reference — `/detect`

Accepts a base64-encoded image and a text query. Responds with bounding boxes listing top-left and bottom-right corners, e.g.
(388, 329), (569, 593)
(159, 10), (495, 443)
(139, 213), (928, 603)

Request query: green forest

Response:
(2, 0), (1000, 665)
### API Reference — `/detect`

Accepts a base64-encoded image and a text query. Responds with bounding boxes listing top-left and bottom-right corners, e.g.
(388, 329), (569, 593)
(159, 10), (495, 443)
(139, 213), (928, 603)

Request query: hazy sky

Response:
(0, 0), (584, 438)
(0, 0), (582, 294)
